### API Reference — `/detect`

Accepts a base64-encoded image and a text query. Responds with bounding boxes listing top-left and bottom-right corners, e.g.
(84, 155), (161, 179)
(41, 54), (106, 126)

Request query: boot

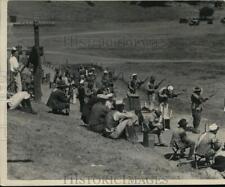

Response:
(24, 99), (37, 114)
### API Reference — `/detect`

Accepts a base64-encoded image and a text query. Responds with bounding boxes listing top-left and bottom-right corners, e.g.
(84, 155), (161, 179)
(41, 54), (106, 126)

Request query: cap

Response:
(104, 70), (108, 74)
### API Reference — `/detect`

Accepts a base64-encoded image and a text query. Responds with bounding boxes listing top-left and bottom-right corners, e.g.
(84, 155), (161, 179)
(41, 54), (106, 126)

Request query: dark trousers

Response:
(79, 99), (84, 113)
(192, 110), (201, 130)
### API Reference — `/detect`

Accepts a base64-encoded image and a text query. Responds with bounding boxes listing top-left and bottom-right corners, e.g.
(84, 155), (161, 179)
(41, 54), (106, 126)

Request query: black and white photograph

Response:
(2, 0), (225, 185)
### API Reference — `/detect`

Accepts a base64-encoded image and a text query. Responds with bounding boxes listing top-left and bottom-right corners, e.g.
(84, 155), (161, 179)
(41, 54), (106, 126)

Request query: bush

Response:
(199, 7), (214, 20)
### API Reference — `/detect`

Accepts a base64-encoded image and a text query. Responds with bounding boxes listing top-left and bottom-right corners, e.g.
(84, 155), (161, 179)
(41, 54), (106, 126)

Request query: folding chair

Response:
(169, 141), (181, 160)
(194, 153), (214, 169)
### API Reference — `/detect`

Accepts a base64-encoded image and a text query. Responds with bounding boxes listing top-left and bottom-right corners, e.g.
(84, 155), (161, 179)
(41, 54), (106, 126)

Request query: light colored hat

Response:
(88, 71), (93, 75)
(80, 79), (84, 84)
(209, 123), (219, 132)
(104, 70), (108, 74)
(132, 73), (137, 77)
(97, 94), (111, 100)
(11, 47), (17, 52)
(167, 85), (174, 91)
(107, 93), (114, 98)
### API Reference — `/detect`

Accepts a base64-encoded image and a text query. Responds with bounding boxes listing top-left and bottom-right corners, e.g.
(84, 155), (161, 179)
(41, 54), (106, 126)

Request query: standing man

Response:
(9, 47), (22, 92)
(146, 76), (165, 110)
(127, 73), (146, 110)
(101, 70), (110, 89)
(191, 87), (208, 134)
(77, 79), (85, 113)
(158, 85), (179, 130)
(128, 73), (145, 95)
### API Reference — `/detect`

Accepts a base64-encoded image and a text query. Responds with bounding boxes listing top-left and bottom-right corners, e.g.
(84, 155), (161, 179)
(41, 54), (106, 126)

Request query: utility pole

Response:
(33, 20), (42, 102)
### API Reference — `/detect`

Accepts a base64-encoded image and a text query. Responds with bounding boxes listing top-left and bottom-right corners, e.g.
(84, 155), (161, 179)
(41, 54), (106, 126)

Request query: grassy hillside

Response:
(8, 1), (201, 23)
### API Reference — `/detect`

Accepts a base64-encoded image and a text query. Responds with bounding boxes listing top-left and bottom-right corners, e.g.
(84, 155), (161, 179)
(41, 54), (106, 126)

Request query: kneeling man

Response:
(47, 80), (70, 115)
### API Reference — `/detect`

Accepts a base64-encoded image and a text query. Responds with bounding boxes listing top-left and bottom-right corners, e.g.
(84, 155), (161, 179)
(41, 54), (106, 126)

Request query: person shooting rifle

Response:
(146, 76), (165, 109)
(191, 86), (214, 134)
(158, 85), (184, 130)
(128, 73), (148, 95)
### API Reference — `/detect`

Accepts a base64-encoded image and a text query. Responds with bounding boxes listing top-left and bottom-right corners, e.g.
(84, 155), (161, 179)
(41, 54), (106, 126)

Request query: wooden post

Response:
(33, 20), (42, 102)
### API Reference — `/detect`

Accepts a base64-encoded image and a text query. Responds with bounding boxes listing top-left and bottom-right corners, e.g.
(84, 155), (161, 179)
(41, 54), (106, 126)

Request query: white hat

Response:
(11, 47), (17, 51)
(107, 93), (114, 98)
(132, 73), (137, 77)
(209, 123), (219, 132)
(167, 85), (174, 91)
(115, 99), (124, 105)
(80, 79), (84, 84)
(97, 94), (111, 100)
(104, 70), (108, 74)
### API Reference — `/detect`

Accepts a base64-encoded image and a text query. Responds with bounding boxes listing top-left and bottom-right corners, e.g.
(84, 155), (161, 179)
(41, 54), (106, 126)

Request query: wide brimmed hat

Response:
(193, 86), (202, 92)
(115, 99), (125, 105)
(97, 93), (113, 100)
(209, 123), (219, 132)
(178, 118), (188, 128)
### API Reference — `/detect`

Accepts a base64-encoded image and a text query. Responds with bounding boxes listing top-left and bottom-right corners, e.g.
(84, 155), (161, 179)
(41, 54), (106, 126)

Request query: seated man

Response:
(46, 80), (70, 115)
(7, 91), (37, 114)
(170, 119), (195, 160)
(88, 94), (111, 133)
(195, 123), (222, 162)
(104, 100), (138, 139)
(143, 109), (166, 146)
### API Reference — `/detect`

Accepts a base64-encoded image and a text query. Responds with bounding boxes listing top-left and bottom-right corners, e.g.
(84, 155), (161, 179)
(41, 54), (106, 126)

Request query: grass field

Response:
(7, 1), (225, 180)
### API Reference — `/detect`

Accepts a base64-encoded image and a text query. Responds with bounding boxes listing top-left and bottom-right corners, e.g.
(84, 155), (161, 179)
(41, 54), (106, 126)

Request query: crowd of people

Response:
(7, 46), (225, 168)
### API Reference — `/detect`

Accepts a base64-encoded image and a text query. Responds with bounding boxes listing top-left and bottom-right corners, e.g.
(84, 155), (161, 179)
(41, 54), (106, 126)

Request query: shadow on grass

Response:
(7, 159), (33, 163)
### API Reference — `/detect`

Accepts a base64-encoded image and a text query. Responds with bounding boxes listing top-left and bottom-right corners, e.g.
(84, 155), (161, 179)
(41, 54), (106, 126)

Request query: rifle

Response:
(139, 76), (149, 87)
(155, 79), (166, 89)
(174, 89), (187, 97)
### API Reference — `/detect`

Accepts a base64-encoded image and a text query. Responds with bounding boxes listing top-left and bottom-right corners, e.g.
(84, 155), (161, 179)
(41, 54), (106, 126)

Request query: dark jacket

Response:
(47, 89), (69, 110)
(89, 102), (109, 133)
(77, 85), (85, 101)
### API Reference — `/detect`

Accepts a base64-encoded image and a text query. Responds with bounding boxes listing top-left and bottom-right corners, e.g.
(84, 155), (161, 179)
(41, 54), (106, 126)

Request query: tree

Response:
(199, 7), (214, 20)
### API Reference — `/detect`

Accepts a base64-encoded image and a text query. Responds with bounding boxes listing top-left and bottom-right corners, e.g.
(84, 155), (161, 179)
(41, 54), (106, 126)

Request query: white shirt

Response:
(7, 91), (30, 110)
(9, 55), (19, 72)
